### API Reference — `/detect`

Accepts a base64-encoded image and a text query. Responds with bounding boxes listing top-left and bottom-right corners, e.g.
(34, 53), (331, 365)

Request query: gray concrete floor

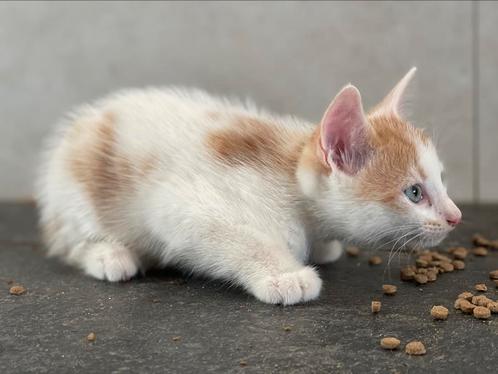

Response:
(0, 203), (497, 374)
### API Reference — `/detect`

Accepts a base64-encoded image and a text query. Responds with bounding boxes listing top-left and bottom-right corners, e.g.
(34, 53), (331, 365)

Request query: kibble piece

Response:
(472, 295), (493, 307)
(473, 306), (491, 319)
(432, 252), (452, 262)
(439, 262), (454, 273)
(489, 270), (498, 280)
(346, 246), (360, 257)
(426, 270), (438, 282)
(452, 260), (465, 270)
(475, 283), (487, 292)
(9, 285), (26, 296)
(380, 337), (401, 350)
(416, 268), (428, 275)
(371, 301), (382, 313)
(454, 298), (463, 310)
(473, 233), (490, 247)
(415, 259), (429, 268)
(431, 305), (449, 320)
(239, 360), (248, 367)
(459, 299), (476, 313)
(382, 284), (397, 295)
(283, 325), (292, 332)
(473, 247), (488, 257)
(487, 301), (498, 313)
(369, 256), (382, 265)
(405, 341), (426, 356)
(414, 274), (428, 284)
(450, 247), (468, 260)
(86, 332), (96, 342)
(172, 336), (181, 341)
(458, 291), (473, 301)
(400, 267), (416, 281)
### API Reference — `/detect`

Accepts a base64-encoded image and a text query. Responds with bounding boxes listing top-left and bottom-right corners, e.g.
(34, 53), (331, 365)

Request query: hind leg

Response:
(67, 240), (140, 282)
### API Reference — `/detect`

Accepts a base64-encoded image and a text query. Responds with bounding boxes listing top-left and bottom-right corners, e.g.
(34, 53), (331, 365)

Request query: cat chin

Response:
(417, 234), (448, 248)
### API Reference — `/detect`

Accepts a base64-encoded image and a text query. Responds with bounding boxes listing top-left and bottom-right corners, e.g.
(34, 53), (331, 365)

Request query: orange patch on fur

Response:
(206, 115), (306, 176)
(356, 115), (428, 207)
(67, 112), (157, 217)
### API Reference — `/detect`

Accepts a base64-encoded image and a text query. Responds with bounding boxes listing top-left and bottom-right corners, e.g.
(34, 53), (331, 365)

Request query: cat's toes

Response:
(251, 266), (322, 305)
(83, 242), (139, 282)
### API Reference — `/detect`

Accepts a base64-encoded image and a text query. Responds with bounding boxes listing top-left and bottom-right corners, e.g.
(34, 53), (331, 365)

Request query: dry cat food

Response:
(86, 332), (96, 342)
(426, 270), (438, 282)
(172, 336), (182, 341)
(283, 325), (292, 332)
(488, 302), (498, 313)
(458, 291), (473, 301)
(9, 285), (26, 296)
(405, 341), (426, 356)
(449, 247), (468, 260)
(475, 283), (487, 292)
(473, 306), (491, 319)
(413, 274), (428, 285)
(400, 249), (470, 286)
(369, 256), (382, 265)
(489, 270), (498, 280)
(371, 301), (382, 313)
(431, 305), (449, 320)
(472, 233), (498, 249)
(400, 267), (416, 281)
(455, 298), (476, 313)
(380, 337), (400, 350)
(472, 295), (493, 307)
(473, 247), (488, 257)
(346, 246), (360, 257)
(239, 360), (248, 367)
(455, 289), (498, 319)
(382, 284), (397, 295)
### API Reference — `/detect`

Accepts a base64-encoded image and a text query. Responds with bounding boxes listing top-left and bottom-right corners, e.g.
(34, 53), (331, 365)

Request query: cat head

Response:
(298, 68), (461, 249)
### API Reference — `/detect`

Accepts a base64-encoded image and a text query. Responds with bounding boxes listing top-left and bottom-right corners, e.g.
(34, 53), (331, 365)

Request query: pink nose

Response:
(446, 210), (462, 227)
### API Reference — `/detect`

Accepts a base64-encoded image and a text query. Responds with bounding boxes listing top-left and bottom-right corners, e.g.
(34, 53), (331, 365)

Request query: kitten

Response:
(36, 68), (461, 305)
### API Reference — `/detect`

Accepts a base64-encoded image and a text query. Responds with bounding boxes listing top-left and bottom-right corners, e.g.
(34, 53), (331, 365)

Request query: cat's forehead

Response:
(356, 115), (436, 205)
(417, 140), (443, 183)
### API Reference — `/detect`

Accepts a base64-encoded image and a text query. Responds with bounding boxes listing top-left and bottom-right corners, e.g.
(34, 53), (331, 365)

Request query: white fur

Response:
(36, 84), (457, 305)
(36, 88), (334, 305)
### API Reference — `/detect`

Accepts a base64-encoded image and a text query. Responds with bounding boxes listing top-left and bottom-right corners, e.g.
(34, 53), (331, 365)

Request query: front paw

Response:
(250, 266), (322, 305)
(311, 240), (343, 264)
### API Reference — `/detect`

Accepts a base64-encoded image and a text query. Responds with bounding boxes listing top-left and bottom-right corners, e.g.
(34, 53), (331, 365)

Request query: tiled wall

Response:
(0, 1), (495, 202)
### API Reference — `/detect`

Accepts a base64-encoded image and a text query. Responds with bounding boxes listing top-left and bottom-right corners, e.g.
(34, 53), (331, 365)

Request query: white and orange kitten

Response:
(36, 68), (461, 305)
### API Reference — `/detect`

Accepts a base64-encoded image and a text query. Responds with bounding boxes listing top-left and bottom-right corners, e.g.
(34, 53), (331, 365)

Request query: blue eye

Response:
(404, 184), (423, 203)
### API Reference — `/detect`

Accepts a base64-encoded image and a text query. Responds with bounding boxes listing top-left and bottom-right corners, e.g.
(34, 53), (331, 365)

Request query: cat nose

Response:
(443, 198), (461, 227)
(445, 207), (462, 227)
(446, 216), (461, 226)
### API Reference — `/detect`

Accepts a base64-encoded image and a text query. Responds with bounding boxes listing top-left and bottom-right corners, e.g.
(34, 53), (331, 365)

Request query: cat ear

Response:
(370, 67), (417, 118)
(319, 85), (372, 175)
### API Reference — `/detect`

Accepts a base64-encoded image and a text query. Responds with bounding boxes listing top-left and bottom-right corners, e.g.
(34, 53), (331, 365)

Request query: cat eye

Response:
(404, 184), (423, 203)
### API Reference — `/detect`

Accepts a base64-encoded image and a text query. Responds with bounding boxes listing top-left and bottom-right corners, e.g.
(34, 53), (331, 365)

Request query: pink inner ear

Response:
(320, 85), (371, 174)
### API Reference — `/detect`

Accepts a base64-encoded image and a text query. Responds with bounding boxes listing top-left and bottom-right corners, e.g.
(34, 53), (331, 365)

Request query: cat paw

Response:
(251, 266), (322, 305)
(82, 242), (139, 282)
(311, 240), (344, 264)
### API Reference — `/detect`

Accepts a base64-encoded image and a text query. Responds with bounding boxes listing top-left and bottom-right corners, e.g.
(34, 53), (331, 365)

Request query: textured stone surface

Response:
(0, 1), (473, 200)
(1, 203), (497, 373)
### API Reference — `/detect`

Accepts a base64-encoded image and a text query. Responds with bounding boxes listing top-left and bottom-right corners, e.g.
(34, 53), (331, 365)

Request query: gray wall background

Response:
(0, 1), (496, 202)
